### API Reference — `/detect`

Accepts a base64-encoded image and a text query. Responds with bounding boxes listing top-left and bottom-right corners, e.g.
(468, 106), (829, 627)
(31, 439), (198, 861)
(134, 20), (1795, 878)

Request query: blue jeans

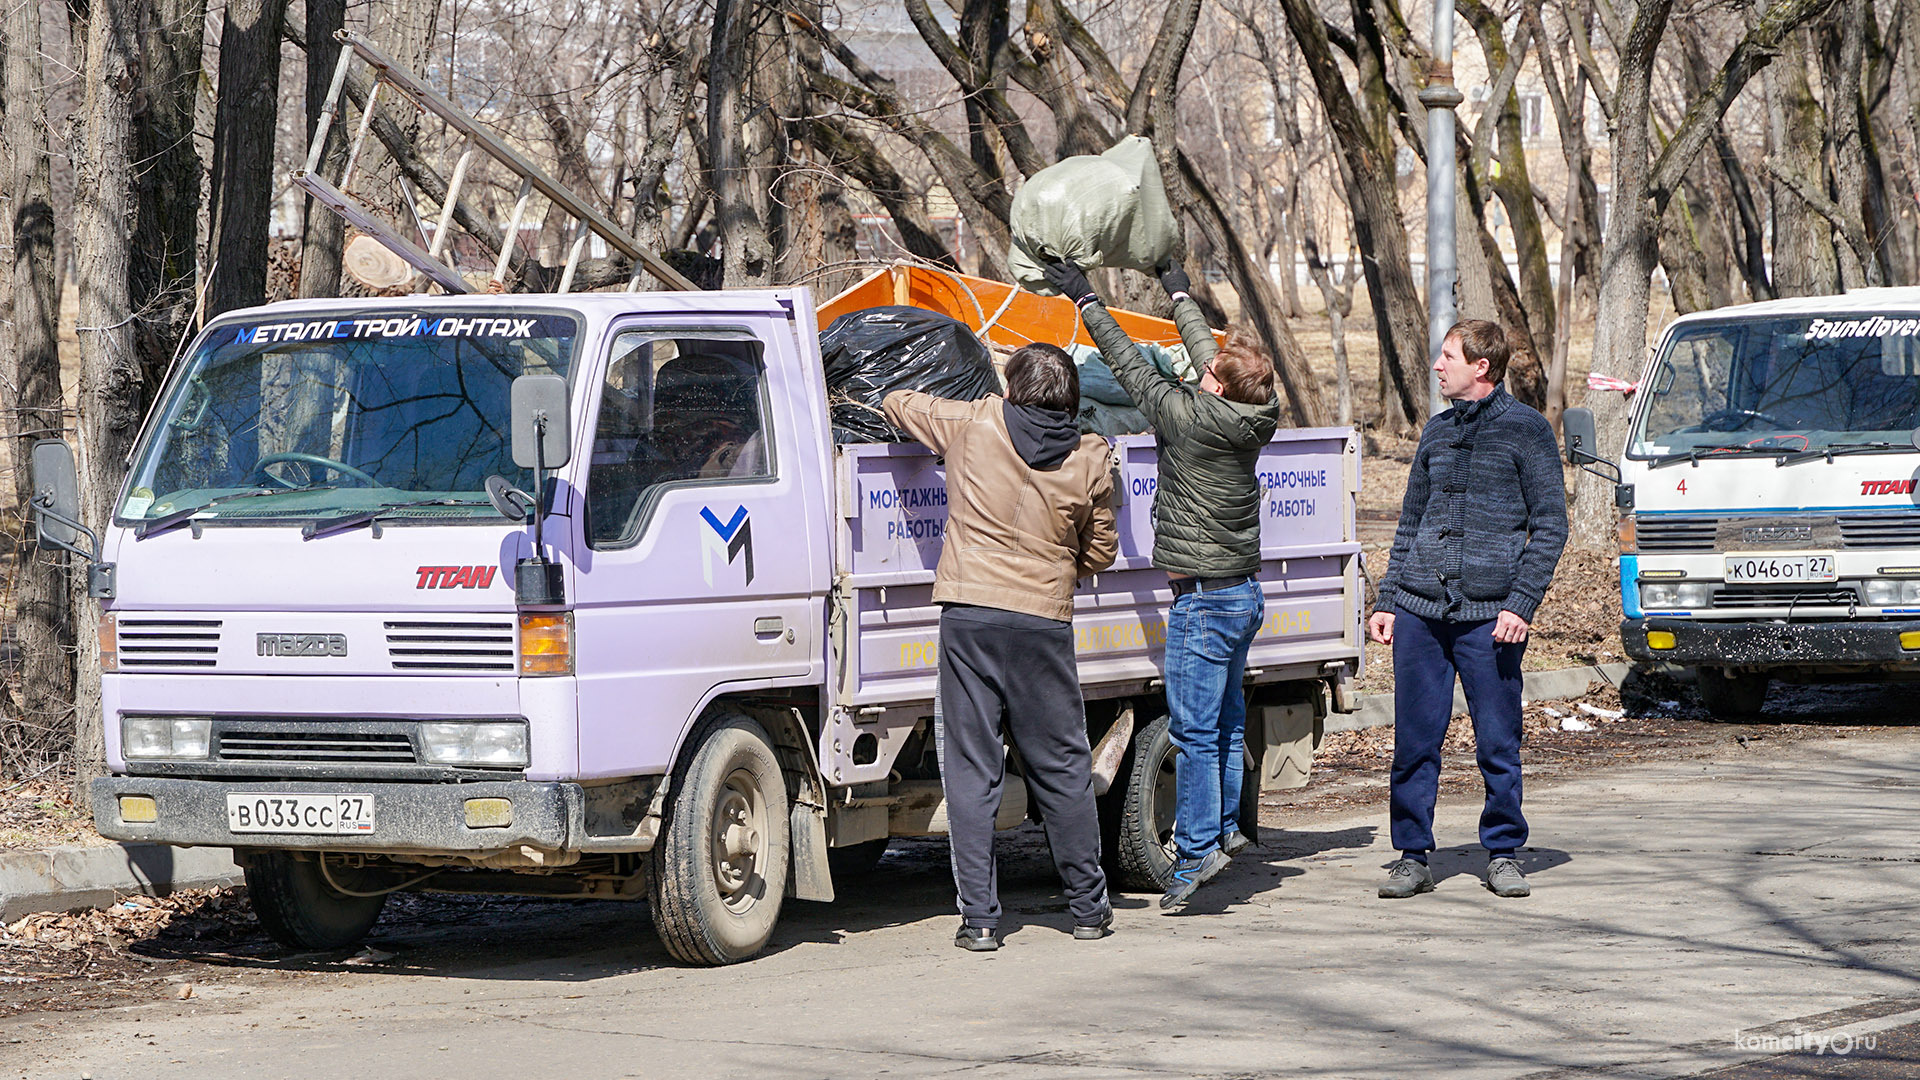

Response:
(1388, 608), (1528, 856)
(1164, 579), (1265, 859)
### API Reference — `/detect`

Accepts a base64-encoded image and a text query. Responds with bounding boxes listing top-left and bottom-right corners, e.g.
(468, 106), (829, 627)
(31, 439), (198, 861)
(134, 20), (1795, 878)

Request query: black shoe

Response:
(1220, 830), (1253, 857)
(1072, 911), (1114, 940)
(954, 924), (1000, 951)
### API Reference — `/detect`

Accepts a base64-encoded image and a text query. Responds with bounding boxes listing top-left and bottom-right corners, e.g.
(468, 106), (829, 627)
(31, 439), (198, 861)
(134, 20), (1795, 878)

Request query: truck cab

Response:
(1589, 289), (1920, 716)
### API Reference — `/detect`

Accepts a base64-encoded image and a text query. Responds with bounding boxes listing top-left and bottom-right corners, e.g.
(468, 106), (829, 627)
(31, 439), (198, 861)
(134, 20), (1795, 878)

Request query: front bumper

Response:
(1622, 617), (1920, 667)
(91, 776), (585, 855)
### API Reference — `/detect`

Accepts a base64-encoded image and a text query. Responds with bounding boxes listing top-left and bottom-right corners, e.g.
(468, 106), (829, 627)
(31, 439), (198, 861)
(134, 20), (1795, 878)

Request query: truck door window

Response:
(587, 331), (772, 548)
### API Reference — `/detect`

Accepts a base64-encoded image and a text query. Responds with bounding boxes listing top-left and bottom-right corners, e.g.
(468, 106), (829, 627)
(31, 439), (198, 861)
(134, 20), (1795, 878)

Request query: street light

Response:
(1418, 0), (1464, 420)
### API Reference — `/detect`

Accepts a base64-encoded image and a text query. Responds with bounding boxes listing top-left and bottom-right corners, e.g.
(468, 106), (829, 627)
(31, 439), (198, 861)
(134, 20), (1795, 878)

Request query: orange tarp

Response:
(815, 263), (1222, 352)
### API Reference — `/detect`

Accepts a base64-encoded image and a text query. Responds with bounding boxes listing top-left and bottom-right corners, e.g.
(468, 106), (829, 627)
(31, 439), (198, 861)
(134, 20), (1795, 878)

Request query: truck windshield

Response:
(1630, 314), (1920, 457)
(118, 310), (579, 527)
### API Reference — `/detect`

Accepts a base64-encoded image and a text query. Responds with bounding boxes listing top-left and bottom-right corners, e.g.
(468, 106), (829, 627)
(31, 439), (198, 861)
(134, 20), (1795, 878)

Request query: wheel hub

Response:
(710, 771), (765, 908)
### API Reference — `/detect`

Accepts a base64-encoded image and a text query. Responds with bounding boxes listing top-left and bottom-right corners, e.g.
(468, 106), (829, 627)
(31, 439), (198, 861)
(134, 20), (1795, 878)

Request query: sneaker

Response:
(1159, 849), (1232, 911)
(954, 924), (1000, 951)
(1072, 911), (1114, 940)
(1486, 857), (1531, 898)
(1378, 858), (1435, 899)
(1220, 830), (1253, 857)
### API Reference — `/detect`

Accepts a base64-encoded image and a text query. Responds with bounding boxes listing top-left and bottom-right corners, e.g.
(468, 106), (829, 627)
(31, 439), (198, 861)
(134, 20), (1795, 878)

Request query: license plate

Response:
(1724, 552), (1838, 584)
(226, 793), (375, 834)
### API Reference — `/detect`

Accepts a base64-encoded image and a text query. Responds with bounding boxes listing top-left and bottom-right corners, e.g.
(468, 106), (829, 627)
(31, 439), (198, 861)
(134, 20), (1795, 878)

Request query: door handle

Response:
(754, 616), (785, 636)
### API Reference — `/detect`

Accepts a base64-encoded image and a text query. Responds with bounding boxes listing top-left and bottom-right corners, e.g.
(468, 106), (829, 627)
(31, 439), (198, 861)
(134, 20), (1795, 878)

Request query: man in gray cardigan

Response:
(1367, 320), (1567, 900)
(1046, 257), (1281, 912)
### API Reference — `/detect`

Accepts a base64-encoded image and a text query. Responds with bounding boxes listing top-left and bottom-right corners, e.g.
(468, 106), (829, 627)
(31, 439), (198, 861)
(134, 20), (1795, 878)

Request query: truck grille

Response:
(1634, 517), (1718, 552)
(1712, 584), (1859, 609)
(385, 620), (517, 672)
(216, 726), (418, 764)
(117, 618), (222, 669)
(1638, 514), (1920, 552)
(1837, 513), (1920, 549)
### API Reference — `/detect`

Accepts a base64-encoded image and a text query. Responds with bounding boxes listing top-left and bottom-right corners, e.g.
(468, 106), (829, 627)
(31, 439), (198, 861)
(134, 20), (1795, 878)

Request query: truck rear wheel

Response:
(649, 714), (791, 965)
(243, 852), (388, 951)
(1106, 714), (1178, 892)
(1695, 667), (1770, 720)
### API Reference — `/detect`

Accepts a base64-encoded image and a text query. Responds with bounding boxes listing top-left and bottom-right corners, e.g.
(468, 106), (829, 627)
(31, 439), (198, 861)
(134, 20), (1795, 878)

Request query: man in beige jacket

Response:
(883, 344), (1117, 951)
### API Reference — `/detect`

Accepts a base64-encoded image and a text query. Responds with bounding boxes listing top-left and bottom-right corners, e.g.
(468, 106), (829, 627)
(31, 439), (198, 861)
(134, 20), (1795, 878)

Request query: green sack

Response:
(1008, 135), (1178, 294)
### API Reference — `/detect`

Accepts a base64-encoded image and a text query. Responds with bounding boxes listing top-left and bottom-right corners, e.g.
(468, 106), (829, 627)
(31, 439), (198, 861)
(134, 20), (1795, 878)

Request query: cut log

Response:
(343, 233), (414, 291)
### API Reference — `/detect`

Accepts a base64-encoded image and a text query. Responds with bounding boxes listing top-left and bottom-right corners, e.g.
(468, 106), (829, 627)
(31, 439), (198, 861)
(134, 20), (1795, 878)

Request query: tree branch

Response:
(1768, 160), (1878, 272)
(901, 0), (1044, 176)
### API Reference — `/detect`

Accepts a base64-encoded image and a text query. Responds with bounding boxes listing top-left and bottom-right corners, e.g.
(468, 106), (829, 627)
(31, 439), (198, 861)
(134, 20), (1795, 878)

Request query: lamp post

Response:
(1418, 0), (1464, 419)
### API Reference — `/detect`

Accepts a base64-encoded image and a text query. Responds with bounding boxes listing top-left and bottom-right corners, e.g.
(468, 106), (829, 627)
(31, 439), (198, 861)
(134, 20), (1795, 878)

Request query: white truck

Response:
(1564, 288), (1920, 717)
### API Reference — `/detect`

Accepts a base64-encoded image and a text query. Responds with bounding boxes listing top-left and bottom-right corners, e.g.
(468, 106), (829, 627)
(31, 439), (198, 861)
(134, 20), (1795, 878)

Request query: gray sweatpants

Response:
(935, 604), (1110, 929)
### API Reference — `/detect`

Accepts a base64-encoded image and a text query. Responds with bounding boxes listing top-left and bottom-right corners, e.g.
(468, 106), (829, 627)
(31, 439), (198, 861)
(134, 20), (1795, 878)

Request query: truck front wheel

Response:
(243, 851), (388, 951)
(649, 714), (791, 965)
(1694, 667), (1770, 720)
(1105, 714), (1178, 892)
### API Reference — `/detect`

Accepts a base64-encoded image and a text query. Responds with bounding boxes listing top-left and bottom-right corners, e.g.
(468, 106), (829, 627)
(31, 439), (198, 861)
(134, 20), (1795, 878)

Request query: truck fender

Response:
(746, 705), (834, 904)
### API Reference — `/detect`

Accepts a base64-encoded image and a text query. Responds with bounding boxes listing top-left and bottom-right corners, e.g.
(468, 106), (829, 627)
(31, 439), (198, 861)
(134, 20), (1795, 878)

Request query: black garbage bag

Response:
(820, 306), (1001, 442)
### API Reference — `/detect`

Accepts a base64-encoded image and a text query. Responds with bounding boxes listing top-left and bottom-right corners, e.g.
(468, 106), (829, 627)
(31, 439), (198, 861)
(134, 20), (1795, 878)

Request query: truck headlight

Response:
(1864, 579), (1920, 606)
(1641, 582), (1713, 609)
(420, 721), (529, 767)
(122, 717), (211, 760)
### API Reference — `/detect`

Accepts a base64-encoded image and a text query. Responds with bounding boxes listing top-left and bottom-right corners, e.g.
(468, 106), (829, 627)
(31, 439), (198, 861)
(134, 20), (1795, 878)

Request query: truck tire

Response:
(827, 838), (889, 879)
(1694, 667), (1770, 720)
(1108, 714), (1179, 892)
(649, 714), (791, 965)
(243, 851), (388, 951)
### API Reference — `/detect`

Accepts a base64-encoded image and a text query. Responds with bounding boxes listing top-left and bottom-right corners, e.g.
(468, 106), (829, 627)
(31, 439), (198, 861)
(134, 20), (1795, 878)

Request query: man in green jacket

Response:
(1046, 257), (1281, 911)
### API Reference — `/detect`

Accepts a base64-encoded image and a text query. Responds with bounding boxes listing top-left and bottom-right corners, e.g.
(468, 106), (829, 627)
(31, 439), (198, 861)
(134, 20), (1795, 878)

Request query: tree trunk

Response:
(1278, 0), (1427, 428)
(298, 0), (348, 299)
(708, 0), (771, 286)
(1766, 28), (1838, 297)
(206, 0), (287, 316)
(359, 0), (439, 225)
(1822, 0), (1874, 288)
(132, 0), (206, 362)
(68, 0), (143, 790)
(3, 0), (76, 759)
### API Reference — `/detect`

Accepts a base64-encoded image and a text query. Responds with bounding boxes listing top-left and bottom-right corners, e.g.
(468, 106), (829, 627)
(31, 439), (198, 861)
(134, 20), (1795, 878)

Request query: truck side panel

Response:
(821, 429), (1362, 787)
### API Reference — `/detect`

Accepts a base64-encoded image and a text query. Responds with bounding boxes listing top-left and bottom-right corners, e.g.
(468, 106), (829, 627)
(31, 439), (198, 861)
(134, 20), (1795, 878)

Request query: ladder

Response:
(293, 29), (698, 294)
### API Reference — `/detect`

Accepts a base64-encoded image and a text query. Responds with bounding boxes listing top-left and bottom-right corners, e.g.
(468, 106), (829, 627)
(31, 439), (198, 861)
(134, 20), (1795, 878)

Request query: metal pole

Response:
(1419, 0), (1465, 419)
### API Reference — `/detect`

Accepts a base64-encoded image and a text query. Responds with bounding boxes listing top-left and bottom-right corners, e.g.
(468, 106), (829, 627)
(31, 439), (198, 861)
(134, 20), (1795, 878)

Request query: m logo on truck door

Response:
(700, 505), (754, 587)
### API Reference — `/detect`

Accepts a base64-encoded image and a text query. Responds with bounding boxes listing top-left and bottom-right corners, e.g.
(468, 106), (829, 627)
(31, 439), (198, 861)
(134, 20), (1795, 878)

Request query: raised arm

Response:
(1042, 258), (1197, 435)
(882, 389), (973, 455)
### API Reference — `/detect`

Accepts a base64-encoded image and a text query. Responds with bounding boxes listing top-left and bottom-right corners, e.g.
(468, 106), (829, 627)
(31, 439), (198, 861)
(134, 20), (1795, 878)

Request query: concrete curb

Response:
(0, 843), (241, 923)
(1324, 661), (1635, 734)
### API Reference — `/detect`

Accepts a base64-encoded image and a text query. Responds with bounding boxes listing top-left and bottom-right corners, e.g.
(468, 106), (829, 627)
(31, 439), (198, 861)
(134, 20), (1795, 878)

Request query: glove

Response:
(1157, 261), (1192, 300)
(1041, 257), (1096, 306)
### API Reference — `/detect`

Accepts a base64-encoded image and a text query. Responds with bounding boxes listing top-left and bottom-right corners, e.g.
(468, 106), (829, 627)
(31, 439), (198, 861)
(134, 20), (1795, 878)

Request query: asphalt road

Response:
(8, 724), (1920, 1079)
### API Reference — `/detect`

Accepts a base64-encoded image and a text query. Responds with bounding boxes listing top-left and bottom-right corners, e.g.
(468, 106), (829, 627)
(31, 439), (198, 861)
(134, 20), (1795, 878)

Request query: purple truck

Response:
(31, 289), (1363, 964)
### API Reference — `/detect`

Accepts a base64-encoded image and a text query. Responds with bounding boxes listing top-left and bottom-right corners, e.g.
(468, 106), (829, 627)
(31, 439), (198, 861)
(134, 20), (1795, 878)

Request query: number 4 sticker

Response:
(1676, 479), (1687, 494)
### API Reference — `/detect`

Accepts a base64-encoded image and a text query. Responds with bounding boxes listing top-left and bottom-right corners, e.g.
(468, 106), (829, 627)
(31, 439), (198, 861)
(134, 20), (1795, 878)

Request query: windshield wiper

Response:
(1647, 444), (1793, 470)
(301, 497), (495, 541)
(135, 485), (341, 539)
(1775, 441), (1904, 467)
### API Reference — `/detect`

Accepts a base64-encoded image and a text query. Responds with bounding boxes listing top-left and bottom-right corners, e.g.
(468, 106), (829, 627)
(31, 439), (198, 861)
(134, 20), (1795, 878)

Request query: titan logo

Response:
(1861, 480), (1918, 495)
(415, 565), (499, 589)
(257, 633), (347, 657)
(701, 505), (754, 586)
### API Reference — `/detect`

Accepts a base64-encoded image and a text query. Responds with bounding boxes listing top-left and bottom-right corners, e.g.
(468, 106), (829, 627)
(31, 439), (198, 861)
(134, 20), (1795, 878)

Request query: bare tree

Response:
(298, 0), (348, 299)
(207, 0), (288, 316)
(3, 0), (76, 760)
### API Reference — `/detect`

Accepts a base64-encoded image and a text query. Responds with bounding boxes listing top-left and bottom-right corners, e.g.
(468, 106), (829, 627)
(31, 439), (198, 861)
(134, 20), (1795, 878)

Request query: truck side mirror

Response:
(1562, 407), (1600, 465)
(30, 440), (87, 555)
(511, 374), (572, 471)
